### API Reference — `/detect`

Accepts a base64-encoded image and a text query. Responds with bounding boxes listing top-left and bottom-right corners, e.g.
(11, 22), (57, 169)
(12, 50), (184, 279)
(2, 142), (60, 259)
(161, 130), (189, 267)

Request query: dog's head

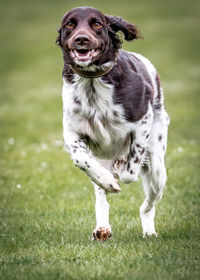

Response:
(56, 6), (141, 68)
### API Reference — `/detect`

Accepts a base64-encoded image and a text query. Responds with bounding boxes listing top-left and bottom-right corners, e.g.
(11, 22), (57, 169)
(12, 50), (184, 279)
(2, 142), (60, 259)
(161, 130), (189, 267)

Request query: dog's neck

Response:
(70, 64), (114, 78)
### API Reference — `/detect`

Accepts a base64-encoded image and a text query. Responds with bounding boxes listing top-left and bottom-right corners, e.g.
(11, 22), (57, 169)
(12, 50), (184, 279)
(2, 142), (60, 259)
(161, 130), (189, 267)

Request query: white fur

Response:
(63, 76), (125, 141)
(62, 52), (170, 238)
(133, 53), (170, 236)
(93, 183), (110, 228)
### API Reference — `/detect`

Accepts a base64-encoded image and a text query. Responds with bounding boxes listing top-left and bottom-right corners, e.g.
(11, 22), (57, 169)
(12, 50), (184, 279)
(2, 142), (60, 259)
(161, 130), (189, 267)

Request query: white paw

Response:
(119, 169), (138, 184)
(94, 169), (121, 193)
(143, 230), (157, 238)
(140, 205), (157, 237)
(113, 159), (140, 184)
(142, 219), (157, 237)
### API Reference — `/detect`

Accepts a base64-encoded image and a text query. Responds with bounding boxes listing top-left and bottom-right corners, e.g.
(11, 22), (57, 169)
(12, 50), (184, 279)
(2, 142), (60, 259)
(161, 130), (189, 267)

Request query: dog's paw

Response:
(104, 177), (121, 193)
(95, 169), (121, 193)
(140, 205), (157, 238)
(141, 215), (157, 238)
(113, 159), (140, 184)
(113, 158), (127, 174)
(143, 230), (157, 238)
(92, 227), (112, 242)
(119, 169), (139, 184)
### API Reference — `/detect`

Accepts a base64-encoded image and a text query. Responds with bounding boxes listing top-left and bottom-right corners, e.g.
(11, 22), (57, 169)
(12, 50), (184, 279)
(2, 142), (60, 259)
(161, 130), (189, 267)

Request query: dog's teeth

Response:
(70, 48), (100, 61)
(74, 50), (79, 57)
(92, 49), (100, 57)
(70, 51), (75, 58)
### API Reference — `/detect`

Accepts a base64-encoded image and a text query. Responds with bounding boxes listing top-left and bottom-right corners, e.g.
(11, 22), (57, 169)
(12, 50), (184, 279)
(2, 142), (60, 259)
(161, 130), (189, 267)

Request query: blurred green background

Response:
(0, 0), (200, 279)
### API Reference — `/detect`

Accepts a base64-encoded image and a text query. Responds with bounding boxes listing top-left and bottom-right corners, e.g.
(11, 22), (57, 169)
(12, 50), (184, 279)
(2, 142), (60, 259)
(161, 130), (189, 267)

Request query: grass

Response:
(0, 0), (200, 279)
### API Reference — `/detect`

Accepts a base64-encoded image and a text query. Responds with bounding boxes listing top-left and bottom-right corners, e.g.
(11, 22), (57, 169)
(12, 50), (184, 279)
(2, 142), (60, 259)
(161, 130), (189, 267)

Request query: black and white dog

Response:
(56, 6), (170, 241)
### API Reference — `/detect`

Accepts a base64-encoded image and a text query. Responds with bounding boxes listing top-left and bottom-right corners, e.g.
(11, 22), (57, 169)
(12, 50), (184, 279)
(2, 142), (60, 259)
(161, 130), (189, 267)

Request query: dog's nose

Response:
(74, 34), (90, 46)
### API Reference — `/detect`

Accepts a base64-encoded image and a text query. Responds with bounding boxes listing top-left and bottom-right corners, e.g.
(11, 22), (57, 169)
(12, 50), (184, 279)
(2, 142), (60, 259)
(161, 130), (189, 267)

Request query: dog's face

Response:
(58, 7), (109, 66)
(56, 6), (141, 67)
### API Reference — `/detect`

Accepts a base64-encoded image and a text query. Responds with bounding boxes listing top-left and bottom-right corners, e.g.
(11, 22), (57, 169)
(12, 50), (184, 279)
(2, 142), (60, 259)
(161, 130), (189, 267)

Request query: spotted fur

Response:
(57, 6), (170, 240)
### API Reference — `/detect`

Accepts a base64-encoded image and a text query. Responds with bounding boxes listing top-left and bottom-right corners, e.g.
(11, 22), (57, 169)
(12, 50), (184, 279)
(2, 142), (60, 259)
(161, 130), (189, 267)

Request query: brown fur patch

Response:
(93, 227), (112, 242)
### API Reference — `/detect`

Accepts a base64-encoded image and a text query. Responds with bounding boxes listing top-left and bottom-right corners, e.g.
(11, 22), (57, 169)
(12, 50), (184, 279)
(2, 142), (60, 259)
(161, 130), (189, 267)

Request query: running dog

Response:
(56, 6), (170, 241)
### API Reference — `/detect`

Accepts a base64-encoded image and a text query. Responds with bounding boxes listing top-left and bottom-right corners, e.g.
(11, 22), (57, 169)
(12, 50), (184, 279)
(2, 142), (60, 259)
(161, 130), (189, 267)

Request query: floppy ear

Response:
(55, 28), (62, 46)
(56, 11), (70, 47)
(106, 15), (142, 41)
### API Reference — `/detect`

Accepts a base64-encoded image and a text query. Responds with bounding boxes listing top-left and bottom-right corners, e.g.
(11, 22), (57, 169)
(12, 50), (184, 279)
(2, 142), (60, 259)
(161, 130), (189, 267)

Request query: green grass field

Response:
(0, 0), (200, 279)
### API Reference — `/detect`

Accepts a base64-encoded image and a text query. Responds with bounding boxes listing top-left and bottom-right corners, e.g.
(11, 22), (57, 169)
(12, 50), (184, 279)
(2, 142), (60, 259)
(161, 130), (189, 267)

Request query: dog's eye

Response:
(93, 22), (102, 29)
(66, 22), (74, 29)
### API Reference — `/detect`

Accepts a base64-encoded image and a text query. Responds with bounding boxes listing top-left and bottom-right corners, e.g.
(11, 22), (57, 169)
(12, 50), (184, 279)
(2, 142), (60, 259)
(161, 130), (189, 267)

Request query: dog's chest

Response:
(63, 78), (132, 158)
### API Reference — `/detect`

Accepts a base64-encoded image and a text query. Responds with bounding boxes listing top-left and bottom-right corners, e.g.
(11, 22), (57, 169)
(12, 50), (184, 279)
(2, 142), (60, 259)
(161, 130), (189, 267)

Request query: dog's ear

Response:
(56, 11), (70, 47)
(55, 27), (62, 46)
(106, 15), (142, 41)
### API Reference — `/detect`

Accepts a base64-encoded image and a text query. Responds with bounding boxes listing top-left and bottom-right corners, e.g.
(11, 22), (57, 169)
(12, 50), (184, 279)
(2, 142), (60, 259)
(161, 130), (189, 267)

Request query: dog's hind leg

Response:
(114, 105), (154, 184)
(140, 110), (169, 237)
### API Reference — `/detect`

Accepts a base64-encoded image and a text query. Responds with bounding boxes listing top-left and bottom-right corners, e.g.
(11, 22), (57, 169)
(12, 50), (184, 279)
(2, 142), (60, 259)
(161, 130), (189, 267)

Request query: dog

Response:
(56, 6), (170, 241)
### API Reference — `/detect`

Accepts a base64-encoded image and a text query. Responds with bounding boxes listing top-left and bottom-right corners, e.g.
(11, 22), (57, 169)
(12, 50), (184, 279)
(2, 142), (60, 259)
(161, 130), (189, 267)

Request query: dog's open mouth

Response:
(70, 49), (101, 62)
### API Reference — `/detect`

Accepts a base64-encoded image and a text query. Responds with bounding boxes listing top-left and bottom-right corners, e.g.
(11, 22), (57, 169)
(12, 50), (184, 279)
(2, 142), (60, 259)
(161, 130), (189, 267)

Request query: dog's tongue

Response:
(78, 50), (89, 57)
(74, 50), (90, 61)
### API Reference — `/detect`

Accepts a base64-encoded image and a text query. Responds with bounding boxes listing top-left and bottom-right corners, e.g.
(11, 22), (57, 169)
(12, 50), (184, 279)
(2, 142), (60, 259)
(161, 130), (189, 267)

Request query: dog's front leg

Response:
(114, 108), (153, 184)
(64, 129), (121, 193)
(92, 182), (112, 241)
